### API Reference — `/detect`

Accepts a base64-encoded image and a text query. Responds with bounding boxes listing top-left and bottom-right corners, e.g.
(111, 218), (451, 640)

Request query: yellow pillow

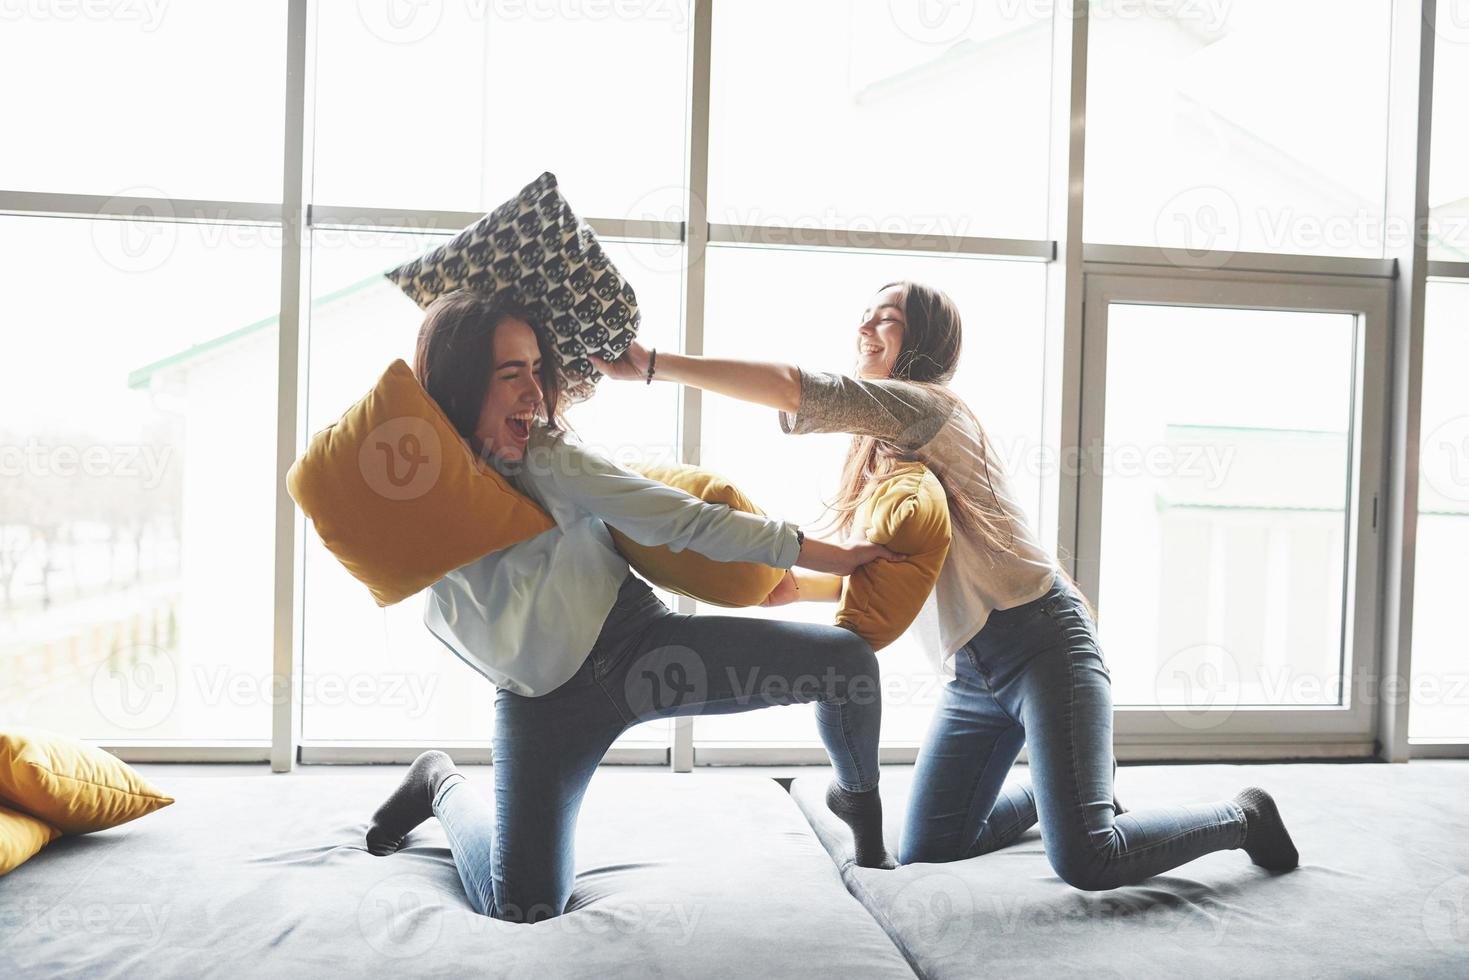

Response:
(287, 359), (557, 606)
(609, 462), (786, 608)
(0, 803), (59, 875)
(0, 728), (175, 835)
(835, 463), (952, 651)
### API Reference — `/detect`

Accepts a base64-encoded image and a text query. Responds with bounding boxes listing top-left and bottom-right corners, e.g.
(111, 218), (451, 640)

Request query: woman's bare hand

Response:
(589, 340), (652, 382)
(760, 569), (801, 607)
(797, 537), (902, 576)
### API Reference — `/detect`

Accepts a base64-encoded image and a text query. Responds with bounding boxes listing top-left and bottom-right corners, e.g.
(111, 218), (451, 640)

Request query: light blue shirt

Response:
(423, 422), (802, 696)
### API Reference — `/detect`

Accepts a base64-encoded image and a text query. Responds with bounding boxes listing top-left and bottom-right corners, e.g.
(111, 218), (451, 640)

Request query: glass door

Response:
(1074, 271), (1390, 748)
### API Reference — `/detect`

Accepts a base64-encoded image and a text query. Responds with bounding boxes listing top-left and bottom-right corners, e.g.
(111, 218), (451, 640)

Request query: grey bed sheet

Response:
(792, 762), (1469, 980)
(1, 769), (914, 979)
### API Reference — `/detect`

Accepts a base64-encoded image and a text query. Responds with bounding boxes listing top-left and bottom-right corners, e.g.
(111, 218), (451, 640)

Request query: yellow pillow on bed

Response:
(287, 359), (557, 606)
(0, 728), (174, 835)
(609, 462), (787, 608)
(0, 803), (58, 875)
(835, 463), (952, 651)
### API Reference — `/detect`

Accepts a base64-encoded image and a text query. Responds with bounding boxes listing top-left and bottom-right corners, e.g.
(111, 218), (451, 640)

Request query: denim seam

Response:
(593, 612), (665, 727)
(1061, 627), (1097, 845)
(965, 731), (1026, 858)
(835, 699), (873, 793)
(1096, 822), (1227, 870)
(436, 781), (496, 918)
(954, 712), (1016, 861)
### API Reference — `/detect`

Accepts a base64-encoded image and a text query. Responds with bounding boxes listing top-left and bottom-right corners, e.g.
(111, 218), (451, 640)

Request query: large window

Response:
(1097, 305), (1356, 709)
(312, 3), (689, 219)
(1429, 0), (1469, 261)
(1085, 0), (1393, 259)
(0, 5), (286, 201)
(694, 246), (1048, 748)
(1078, 273), (1388, 742)
(0, 215), (280, 740)
(3, 0), (1461, 761)
(1410, 280), (1469, 740)
(708, 0), (1052, 240)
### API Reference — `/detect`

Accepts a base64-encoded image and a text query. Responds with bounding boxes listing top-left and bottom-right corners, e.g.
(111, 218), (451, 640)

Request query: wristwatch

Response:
(795, 528), (805, 548)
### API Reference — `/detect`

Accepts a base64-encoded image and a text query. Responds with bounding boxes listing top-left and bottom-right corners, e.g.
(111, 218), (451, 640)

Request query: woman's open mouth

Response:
(506, 411), (534, 443)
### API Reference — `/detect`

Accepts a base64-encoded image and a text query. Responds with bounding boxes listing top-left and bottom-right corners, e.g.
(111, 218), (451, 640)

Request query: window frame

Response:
(3, 0), (1461, 767)
(1074, 265), (1392, 754)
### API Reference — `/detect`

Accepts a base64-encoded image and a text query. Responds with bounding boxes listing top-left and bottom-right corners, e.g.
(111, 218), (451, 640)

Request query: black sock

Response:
(1233, 786), (1299, 871)
(365, 750), (461, 856)
(826, 781), (896, 870)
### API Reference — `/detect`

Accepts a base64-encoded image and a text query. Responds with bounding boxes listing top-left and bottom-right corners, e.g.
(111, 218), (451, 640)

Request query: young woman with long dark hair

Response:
(364, 289), (900, 924)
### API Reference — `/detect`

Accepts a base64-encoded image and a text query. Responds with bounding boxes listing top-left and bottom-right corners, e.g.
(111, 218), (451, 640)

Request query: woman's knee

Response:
(492, 896), (565, 923)
(825, 627), (880, 698)
(1044, 839), (1114, 892)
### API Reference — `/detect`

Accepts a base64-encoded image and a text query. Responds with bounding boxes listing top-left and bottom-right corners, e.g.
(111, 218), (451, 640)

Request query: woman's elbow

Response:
(779, 364), (802, 414)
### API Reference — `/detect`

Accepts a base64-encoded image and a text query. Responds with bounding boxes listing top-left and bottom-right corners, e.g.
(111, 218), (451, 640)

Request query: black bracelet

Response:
(795, 528), (805, 548)
(646, 348), (657, 385)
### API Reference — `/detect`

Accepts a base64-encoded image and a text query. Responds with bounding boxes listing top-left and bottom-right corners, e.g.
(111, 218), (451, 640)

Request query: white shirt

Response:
(779, 369), (1058, 680)
(423, 422), (802, 696)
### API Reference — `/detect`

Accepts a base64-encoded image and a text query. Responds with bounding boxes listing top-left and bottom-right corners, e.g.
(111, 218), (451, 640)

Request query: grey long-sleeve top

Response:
(423, 422), (802, 696)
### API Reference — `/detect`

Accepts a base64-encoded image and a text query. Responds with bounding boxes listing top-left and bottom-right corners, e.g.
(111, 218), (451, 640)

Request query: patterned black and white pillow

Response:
(384, 171), (639, 403)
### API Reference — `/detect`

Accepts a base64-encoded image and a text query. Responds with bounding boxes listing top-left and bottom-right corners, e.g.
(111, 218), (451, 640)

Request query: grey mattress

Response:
(0, 769), (914, 979)
(791, 761), (1469, 980)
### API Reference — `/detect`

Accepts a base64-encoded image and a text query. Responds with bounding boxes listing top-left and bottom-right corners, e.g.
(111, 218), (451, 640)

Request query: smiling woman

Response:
(412, 291), (565, 465)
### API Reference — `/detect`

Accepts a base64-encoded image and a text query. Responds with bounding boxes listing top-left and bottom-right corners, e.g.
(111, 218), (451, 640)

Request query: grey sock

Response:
(365, 750), (460, 856)
(1233, 786), (1299, 871)
(826, 781), (896, 870)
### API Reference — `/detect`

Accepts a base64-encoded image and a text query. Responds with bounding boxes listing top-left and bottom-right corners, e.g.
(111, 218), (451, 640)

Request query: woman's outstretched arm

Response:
(589, 340), (801, 413)
(522, 428), (896, 577)
(591, 340), (954, 452)
(760, 569), (844, 606)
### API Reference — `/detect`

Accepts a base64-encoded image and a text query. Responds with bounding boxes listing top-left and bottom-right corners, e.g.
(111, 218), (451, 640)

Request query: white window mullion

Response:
(271, 0), (316, 773)
(673, 0), (713, 773)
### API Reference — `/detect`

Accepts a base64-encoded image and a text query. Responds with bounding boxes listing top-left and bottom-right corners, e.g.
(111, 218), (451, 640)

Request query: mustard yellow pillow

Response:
(609, 462), (786, 608)
(835, 463), (952, 651)
(0, 728), (175, 835)
(287, 359), (557, 606)
(0, 803), (59, 875)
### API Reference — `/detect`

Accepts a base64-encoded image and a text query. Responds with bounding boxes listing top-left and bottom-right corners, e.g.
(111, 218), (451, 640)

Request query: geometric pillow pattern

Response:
(384, 171), (639, 404)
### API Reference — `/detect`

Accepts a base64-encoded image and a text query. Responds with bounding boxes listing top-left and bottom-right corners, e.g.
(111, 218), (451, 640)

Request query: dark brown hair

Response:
(821, 280), (1095, 617)
(412, 289), (566, 457)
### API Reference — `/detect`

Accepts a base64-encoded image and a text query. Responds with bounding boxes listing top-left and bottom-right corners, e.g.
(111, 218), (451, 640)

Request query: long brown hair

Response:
(820, 280), (1095, 615)
(412, 289), (568, 458)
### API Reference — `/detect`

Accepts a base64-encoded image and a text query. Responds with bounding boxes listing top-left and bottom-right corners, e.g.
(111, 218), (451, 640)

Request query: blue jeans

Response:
(431, 570), (883, 921)
(900, 571), (1248, 889)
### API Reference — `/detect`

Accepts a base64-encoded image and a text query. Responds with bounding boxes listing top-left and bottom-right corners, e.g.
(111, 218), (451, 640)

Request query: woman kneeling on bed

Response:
(364, 289), (899, 924)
